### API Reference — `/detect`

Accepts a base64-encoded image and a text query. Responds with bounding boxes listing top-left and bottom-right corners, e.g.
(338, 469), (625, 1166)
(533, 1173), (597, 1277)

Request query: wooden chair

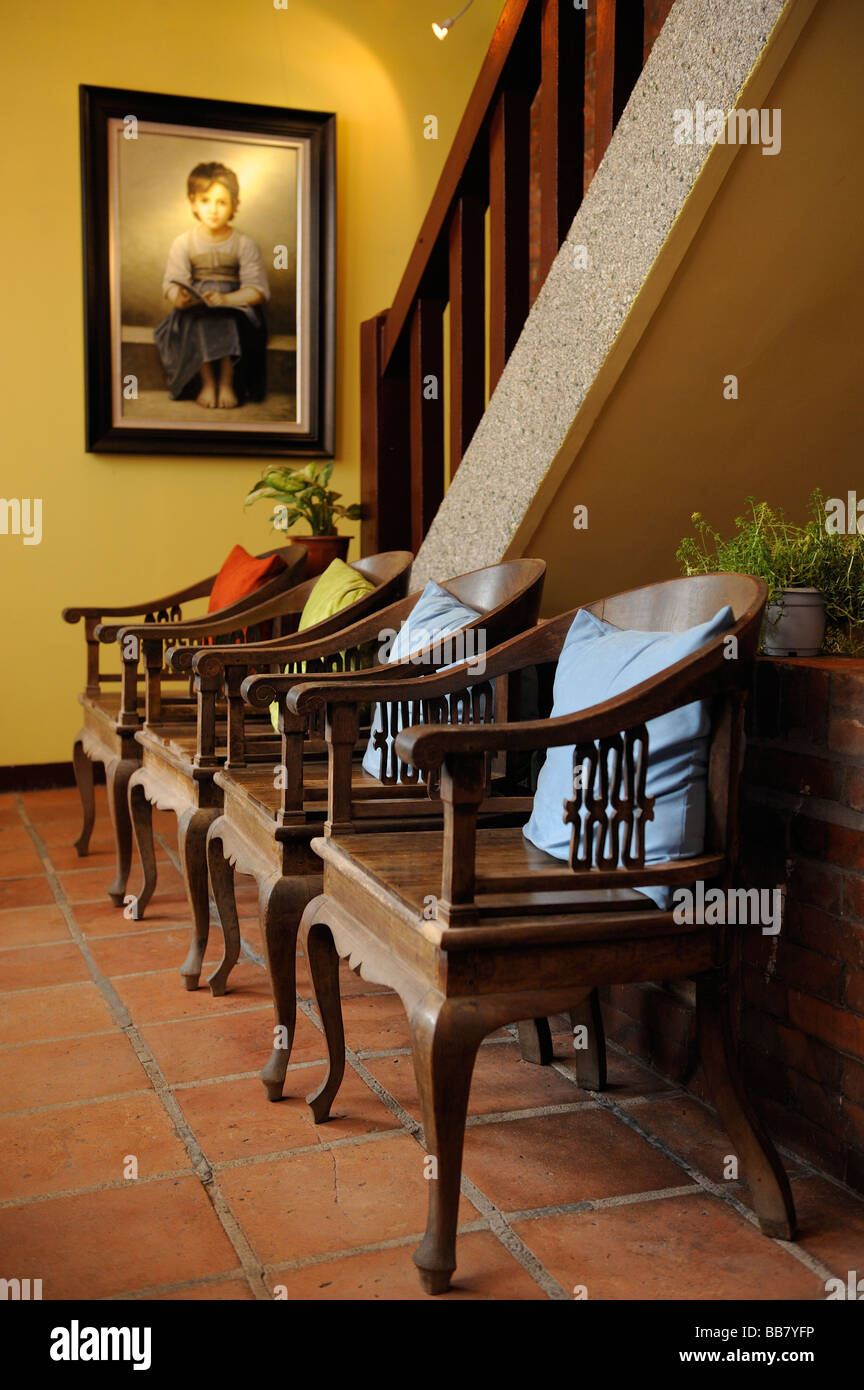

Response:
(200, 558), (546, 1091)
(290, 573), (797, 1294)
(116, 553), (413, 988)
(62, 545), (306, 907)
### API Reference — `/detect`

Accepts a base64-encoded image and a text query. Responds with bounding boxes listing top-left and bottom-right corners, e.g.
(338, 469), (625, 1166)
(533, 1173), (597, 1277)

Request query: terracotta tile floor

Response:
(1, 785), (863, 1302)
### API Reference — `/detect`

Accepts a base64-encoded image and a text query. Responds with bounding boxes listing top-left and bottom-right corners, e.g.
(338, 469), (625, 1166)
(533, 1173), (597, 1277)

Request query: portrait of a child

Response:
(154, 161), (270, 409)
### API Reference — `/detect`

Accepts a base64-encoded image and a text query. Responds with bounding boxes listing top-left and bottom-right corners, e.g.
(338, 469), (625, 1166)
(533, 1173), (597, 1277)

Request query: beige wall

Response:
(0, 0), (502, 765)
(520, 0), (864, 617)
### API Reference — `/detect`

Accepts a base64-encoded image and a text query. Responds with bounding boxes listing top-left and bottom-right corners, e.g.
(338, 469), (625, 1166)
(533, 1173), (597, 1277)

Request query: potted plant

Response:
(244, 462), (362, 577)
(676, 490), (864, 657)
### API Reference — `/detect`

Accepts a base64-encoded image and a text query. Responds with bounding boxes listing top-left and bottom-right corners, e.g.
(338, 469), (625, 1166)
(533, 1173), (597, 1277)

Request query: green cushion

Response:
(297, 558), (375, 633)
(270, 559), (375, 731)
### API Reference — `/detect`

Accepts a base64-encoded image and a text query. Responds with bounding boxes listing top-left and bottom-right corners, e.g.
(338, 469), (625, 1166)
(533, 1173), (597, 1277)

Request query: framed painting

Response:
(80, 85), (335, 456)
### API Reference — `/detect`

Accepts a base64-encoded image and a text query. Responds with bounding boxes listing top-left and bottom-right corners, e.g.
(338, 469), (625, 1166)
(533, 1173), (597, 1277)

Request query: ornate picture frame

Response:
(80, 85), (335, 456)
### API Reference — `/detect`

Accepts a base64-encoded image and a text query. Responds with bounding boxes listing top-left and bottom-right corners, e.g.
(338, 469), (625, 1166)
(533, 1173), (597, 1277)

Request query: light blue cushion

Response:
(361, 580), (481, 781)
(522, 605), (735, 908)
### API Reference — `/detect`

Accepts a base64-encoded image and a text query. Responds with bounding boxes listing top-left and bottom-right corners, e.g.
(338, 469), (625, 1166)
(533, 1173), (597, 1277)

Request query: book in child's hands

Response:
(170, 280), (208, 305)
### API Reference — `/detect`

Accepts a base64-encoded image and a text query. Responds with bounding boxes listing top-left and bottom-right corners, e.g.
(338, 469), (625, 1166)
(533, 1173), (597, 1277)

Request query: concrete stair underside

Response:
(411, 0), (811, 588)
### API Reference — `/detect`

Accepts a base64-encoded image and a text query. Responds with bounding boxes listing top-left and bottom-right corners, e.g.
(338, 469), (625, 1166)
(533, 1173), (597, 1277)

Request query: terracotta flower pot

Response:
(287, 533), (350, 579)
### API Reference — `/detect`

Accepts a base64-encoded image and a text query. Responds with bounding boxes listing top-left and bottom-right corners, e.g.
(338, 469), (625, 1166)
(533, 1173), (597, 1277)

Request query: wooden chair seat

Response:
(316, 826), (658, 928)
(288, 572), (798, 1295)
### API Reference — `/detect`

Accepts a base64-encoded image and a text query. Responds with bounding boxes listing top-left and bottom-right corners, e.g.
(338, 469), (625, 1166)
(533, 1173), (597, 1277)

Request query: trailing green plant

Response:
(244, 462), (362, 537)
(676, 490), (864, 654)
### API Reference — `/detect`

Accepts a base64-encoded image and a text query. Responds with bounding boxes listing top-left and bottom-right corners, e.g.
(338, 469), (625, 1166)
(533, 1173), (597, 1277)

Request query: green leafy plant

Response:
(244, 462), (362, 537)
(676, 490), (864, 654)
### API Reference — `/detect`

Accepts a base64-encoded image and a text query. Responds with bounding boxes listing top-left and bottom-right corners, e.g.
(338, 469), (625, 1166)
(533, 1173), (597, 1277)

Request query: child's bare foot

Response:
(197, 362), (217, 407)
(216, 356), (236, 408)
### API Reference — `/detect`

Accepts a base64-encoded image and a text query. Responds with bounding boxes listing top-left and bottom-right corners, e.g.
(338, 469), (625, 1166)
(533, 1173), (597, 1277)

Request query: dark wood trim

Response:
(409, 299), (446, 552)
(448, 195), (486, 473)
(0, 762), (107, 793)
(644, 0), (676, 64)
(359, 313), (412, 555)
(590, 0), (616, 180)
(613, 0), (646, 127)
(539, 0), (585, 283)
(489, 87), (531, 394)
(382, 0), (533, 373)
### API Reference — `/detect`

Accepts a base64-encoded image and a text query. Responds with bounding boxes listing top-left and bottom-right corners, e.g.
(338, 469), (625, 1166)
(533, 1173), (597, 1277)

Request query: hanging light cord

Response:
(432, 0), (476, 39)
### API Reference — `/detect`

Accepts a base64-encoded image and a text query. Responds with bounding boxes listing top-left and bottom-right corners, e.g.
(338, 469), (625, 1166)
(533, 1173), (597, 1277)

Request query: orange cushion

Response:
(207, 545), (286, 613)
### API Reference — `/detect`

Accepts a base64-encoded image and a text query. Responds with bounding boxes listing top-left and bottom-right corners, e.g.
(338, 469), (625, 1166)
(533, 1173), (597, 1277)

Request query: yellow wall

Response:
(1, 0), (502, 766)
(520, 0), (864, 617)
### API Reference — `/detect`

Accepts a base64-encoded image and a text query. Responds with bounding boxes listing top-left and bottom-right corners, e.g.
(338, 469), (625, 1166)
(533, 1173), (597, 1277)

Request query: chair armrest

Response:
(180, 593), (420, 677)
(242, 656), (436, 710)
(97, 587), (305, 646)
(395, 635), (741, 769)
(62, 576), (215, 624)
(280, 616), (559, 715)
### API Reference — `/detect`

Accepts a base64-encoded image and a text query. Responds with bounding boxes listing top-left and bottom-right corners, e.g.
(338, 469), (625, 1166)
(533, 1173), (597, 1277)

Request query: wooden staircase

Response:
(361, 0), (676, 558)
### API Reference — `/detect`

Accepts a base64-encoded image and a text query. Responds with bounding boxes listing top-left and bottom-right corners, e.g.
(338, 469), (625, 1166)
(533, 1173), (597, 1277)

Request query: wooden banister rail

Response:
(361, 0), (676, 556)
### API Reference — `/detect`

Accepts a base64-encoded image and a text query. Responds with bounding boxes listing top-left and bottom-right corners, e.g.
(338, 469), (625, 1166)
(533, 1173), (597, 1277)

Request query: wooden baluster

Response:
(643, 0), (676, 63)
(448, 195), (486, 473)
(590, 0), (616, 180)
(489, 88), (531, 394)
(225, 666), (246, 770)
(143, 638), (163, 724)
(409, 299), (445, 553)
(276, 706), (307, 828)
(119, 647), (139, 728)
(84, 616), (101, 698)
(438, 753), (485, 926)
(360, 312), (411, 555)
(194, 671), (221, 768)
(539, 0), (586, 283)
(613, 0), (645, 126)
(324, 703), (360, 837)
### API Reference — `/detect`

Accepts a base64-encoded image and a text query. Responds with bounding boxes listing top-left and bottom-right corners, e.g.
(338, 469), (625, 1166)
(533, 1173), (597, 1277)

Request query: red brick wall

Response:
(602, 658), (864, 1194)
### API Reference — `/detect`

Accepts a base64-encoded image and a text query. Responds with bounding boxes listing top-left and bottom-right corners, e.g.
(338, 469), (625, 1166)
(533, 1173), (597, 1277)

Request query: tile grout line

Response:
(571, 1075), (842, 1288)
(292, 996), (571, 1300)
(13, 794), (272, 1303)
(12, 799), (862, 1299)
(262, 1222), (492, 1278)
(0, 1087), (160, 1118)
(101, 1269), (248, 1301)
(0, 1169), (196, 1209)
(504, 1183), (703, 1223)
(154, 830), (265, 970)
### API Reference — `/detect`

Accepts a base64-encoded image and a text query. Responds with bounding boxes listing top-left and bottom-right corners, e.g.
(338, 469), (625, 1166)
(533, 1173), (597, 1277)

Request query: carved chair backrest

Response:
(65, 545), (306, 701)
(240, 559), (546, 812)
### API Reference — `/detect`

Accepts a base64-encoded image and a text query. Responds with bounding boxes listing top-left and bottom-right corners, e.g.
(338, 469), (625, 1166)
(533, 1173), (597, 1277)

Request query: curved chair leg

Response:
(105, 756), (136, 906)
(177, 806), (219, 991)
(696, 970), (796, 1239)
(517, 1018), (553, 1065)
(259, 874), (321, 1101)
(305, 922), (346, 1124)
(206, 823), (240, 998)
(410, 995), (485, 1296)
(128, 776), (158, 921)
(570, 988), (607, 1091)
(72, 737), (95, 858)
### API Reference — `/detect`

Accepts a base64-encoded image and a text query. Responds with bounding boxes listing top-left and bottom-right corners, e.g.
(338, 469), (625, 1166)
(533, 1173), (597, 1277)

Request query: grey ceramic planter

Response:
(763, 588), (826, 657)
